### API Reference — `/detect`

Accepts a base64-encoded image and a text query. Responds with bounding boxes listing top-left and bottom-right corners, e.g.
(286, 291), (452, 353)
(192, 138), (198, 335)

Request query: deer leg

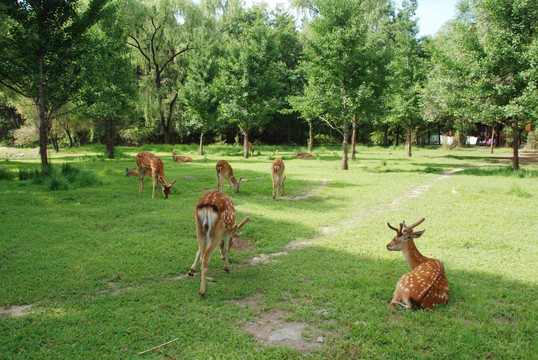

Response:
(220, 234), (232, 273)
(151, 176), (157, 199)
(189, 248), (201, 276)
(138, 172), (144, 193)
(199, 229), (223, 297)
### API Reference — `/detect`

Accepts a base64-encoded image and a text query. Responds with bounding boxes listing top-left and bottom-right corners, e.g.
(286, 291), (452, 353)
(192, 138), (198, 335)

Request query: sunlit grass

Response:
(0, 145), (535, 359)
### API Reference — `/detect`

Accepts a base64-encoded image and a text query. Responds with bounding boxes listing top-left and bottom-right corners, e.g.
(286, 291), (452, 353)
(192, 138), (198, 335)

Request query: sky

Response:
(244, 0), (460, 37)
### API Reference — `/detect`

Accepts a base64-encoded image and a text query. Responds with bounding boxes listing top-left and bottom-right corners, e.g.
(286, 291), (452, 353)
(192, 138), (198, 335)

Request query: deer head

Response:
(386, 218), (425, 251)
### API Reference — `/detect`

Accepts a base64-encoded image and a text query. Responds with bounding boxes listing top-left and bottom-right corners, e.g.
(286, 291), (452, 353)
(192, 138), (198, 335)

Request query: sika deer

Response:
(248, 141), (255, 156)
(271, 158), (286, 200)
(170, 150), (194, 163)
(386, 218), (449, 309)
(216, 160), (243, 194)
(135, 151), (177, 199)
(189, 191), (250, 297)
(296, 148), (313, 159)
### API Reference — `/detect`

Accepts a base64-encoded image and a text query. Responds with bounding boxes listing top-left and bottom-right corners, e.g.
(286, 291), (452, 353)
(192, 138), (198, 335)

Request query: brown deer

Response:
(271, 158), (286, 200)
(189, 191), (250, 297)
(386, 218), (449, 309)
(170, 150), (194, 163)
(248, 141), (255, 156)
(126, 167), (152, 177)
(296, 148), (313, 159)
(216, 160), (243, 194)
(135, 151), (177, 199)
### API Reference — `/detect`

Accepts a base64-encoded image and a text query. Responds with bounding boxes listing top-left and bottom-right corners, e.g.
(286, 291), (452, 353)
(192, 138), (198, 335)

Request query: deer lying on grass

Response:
(386, 218), (449, 309)
(135, 151), (177, 199)
(271, 158), (286, 200)
(216, 160), (243, 194)
(189, 191), (250, 297)
(170, 150), (194, 163)
(296, 148), (313, 159)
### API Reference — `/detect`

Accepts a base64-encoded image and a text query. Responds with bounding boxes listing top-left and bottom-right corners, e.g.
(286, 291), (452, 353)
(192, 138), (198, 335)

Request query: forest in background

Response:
(0, 0), (536, 169)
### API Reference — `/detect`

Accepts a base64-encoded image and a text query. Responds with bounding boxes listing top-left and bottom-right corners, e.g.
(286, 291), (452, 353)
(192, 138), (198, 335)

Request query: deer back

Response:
(195, 192), (236, 241)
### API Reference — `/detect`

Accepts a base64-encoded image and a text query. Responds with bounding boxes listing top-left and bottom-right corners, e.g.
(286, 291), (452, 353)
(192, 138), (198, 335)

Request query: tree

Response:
(385, 0), (426, 157)
(295, 0), (377, 169)
(425, 0), (537, 169)
(0, 0), (110, 167)
(125, 0), (197, 144)
(216, 6), (284, 158)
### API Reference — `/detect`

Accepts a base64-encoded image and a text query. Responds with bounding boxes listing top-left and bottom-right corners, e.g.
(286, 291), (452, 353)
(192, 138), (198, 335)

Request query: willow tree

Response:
(0, 0), (110, 167)
(125, 0), (199, 144)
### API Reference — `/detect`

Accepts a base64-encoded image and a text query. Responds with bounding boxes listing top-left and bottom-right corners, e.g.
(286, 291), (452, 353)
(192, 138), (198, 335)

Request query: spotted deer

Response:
(386, 218), (449, 309)
(216, 160), (243, 194)
(248, 141), (255, 156)
(189, 191), (250, 297)
(170, 150), (194, 163)
(296, 148), (313, 159)
(126, 167), (152, 178)
(271, 158), (286, 200)
(135, 151), (177, 199)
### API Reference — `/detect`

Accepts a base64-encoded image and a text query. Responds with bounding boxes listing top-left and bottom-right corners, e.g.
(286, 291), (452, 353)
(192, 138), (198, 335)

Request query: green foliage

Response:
(0, 166), (15, 180)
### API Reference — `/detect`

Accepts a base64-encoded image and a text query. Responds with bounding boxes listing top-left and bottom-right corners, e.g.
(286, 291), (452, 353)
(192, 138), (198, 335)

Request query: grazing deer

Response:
(386, 218), (449, 309)
(248, 141), (255, 156)
(189, 191), (250, 297)
(170, 150), (194, 163)
(216, 160), (243, 194)
(296, 148), (313, 159)
(135, 151), (177, 199)
(271, 158), (286, 200)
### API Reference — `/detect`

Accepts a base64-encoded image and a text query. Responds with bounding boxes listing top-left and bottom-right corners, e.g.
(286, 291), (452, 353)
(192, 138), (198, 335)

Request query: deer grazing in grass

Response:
(135, 151), (177, 199)
(271, 158), (286, 200)
(386, 218), (449, 309)
(170, 150), (194, 163)
(296, 148), (313, 159)
(216, 160), (243, 194)
(189, 191), (250, 297)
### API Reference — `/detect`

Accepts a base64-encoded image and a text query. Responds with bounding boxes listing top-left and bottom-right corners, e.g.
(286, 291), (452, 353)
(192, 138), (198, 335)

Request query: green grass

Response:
(0, 145), (536, 359)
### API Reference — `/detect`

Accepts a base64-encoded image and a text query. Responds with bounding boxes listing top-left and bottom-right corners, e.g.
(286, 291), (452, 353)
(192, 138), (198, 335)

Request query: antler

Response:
(387, 222), (402, 234)
(403, 218), (425, 231)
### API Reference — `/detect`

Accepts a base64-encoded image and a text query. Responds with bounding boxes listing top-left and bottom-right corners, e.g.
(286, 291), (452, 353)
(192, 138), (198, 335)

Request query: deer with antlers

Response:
(296, 148), (313, 159)
(135, 151), (177, 199)
(386, 218), (449, 309)
(216, 160), (243, 194)
(189, 191), (250, 297)
(271, 158), (286, 200)
(170, 150), (194, 163)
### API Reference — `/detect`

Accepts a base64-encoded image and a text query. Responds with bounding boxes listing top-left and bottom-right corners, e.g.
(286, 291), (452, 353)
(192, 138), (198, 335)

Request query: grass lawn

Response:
(0, 144), (536, 359)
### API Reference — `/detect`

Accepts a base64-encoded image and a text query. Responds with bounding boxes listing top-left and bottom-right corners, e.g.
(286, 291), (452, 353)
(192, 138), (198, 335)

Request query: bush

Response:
(0, 167), (15, 180)
(46, 171), (69, 190)
(21, 164), (100, 190)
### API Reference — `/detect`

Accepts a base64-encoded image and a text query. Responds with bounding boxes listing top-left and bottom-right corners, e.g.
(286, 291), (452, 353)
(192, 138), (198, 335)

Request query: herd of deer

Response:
(126, 150), (449, 307)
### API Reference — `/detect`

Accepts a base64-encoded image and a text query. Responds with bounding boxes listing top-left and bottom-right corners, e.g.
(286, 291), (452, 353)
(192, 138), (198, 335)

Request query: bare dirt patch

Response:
(499, 149), (538, 165)
(229, 293), (263, 309)
(249, 251), (288, 266)
(231, 237), (257, 251)
(242, 309), (323, 352)
(0, 304), (33, 317)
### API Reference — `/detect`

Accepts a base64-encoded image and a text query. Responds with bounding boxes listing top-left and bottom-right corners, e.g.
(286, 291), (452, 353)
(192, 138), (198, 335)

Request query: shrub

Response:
(0, 167), (15, 180)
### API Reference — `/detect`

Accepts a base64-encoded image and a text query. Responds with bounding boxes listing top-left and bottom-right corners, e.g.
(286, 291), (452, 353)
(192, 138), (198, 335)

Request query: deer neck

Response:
(230, 175), (238, 185)
(402, 240), (429, 270)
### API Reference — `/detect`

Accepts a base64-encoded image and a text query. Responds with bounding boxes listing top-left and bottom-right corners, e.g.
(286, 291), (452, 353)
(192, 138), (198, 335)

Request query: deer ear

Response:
(169, 179), (177, 187)
(158, 176), (165, 185)
(413, 230), (425, 238)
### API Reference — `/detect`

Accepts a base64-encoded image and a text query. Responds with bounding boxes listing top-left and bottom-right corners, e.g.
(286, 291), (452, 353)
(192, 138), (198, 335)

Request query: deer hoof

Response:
(188, 270), (195, 276)
(200, 291), (206, 298)
(224, 267), (230, 273)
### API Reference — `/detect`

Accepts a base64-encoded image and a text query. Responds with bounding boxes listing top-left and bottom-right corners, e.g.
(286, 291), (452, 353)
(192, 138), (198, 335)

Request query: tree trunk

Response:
(199, 129), (204, 156)
(351, 114), (357, 160)
(106, 120), (115, 159)
(242, 129), (249, 159)
(490, 125), (496, 154)
(341, 120), (350, 170)
(37, 56), (49, 168)
(511, 122), (520, 170)
(307, 120), (313, 152)
(406, 129), (412, 157)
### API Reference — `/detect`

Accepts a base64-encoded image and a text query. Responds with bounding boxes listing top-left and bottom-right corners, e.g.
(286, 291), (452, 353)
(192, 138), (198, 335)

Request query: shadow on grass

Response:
(457, 166), (538, 178)
(1, 242), (534, 359)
